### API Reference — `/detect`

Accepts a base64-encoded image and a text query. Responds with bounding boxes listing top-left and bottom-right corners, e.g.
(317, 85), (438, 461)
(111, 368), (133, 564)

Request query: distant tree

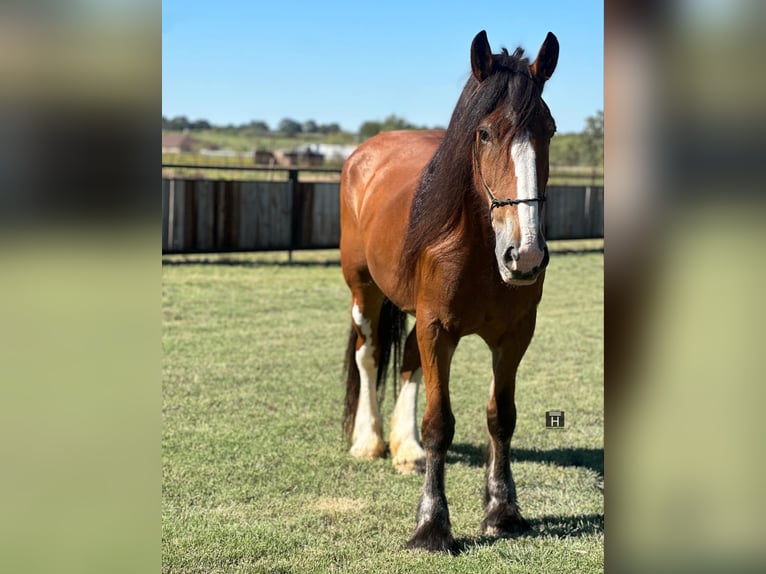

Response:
(318, 122), (341, 134)
(189, 119), (211, 131)
(565, 139), (582, 165)
(167, 115), (190, 131)
(278, 118), (303, 136)
(548, 111), (604, 168)
(359, 121), (383, 140)
(247, 120), (270, 133)
(381, 114), (414, 131)
(582, 110), (604, 167)
(303, 120), (318, 133)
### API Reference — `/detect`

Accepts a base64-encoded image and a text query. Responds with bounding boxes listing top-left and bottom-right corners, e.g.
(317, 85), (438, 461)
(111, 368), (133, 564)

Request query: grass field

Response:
(162, 241), (603, 573)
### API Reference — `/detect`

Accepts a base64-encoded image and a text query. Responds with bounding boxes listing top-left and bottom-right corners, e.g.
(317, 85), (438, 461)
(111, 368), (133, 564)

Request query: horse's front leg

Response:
(482, 316), (536, 536)
(406, 320), (456, 553)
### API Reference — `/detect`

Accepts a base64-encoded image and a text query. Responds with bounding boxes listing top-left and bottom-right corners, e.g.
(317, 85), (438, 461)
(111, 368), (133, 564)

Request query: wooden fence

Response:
(162, 178), (603, 254)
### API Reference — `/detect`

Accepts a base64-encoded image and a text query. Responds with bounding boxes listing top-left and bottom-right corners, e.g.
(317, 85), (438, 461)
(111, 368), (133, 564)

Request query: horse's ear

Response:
(471, 30), (493, 82)
(530, 32), (559, 86)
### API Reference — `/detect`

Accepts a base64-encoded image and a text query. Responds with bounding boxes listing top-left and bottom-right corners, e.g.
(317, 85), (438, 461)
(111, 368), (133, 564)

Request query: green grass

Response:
(162, 240), (603, 573)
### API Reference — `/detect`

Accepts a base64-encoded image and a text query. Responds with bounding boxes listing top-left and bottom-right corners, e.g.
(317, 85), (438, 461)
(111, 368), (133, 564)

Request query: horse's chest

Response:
(452, 284), (541, 340)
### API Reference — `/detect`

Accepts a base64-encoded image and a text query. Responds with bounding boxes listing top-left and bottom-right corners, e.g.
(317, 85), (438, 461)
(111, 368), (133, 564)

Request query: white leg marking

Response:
(389, 368), (426, 474)
(417, 494), (438, 528)
(350, 302), (385, 459)
(351, 303), (365, 329)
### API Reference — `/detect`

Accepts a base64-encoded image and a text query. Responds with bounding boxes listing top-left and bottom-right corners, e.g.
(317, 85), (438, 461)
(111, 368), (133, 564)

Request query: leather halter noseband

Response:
(473, 139), (546, 213)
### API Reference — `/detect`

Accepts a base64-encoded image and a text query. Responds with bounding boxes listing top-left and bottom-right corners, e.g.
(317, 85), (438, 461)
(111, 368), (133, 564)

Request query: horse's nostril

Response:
(504, 245), (520, 263)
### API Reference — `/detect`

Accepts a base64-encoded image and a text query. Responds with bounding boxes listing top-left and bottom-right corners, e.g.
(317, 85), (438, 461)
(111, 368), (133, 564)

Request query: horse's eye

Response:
(478, 128), (491, 143)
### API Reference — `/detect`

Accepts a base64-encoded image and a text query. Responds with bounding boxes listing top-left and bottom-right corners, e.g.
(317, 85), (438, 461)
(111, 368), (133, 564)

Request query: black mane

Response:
(400, 47), (541, 285)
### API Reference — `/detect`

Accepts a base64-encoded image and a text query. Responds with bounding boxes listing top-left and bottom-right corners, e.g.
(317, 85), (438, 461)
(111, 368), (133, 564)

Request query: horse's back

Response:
(341, 130), (443, 225)
(340, 130), (443, 306)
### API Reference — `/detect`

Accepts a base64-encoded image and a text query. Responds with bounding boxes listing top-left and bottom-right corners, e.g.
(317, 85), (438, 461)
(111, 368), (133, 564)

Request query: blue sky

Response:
(162, 1), (602, 134)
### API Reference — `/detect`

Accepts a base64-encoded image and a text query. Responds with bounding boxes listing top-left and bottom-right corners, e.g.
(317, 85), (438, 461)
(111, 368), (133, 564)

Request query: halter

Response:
(473, 139), (546, 213)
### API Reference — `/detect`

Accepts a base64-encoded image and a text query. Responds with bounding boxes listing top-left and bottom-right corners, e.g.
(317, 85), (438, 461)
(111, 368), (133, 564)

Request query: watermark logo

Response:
(546, 410), (565, 429)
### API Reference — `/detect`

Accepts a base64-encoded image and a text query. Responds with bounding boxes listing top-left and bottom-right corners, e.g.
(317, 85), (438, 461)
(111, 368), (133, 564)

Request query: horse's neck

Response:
(427, 148), (495, 250)
(461, 186), (495, 250)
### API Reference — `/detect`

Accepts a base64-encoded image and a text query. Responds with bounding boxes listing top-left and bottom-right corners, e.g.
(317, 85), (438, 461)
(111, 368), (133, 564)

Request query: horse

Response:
(339, 30), (559, 552)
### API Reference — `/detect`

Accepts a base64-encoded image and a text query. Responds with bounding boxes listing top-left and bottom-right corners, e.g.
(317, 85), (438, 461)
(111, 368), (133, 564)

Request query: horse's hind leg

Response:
(389, 324), (426, 474)
(347, 287), (387, 459)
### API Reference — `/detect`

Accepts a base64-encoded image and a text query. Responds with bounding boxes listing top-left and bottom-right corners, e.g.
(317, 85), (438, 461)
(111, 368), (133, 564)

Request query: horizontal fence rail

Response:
(162, 167), (603, 254)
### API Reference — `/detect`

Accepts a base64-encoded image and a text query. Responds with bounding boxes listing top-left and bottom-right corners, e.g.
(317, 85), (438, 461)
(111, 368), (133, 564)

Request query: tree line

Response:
(162, 113), (438, 138)
(162, 115), (343, 136)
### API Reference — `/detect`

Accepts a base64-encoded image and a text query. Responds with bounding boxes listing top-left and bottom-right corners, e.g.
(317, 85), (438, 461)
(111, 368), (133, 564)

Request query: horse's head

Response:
(470, 31), (558, 286)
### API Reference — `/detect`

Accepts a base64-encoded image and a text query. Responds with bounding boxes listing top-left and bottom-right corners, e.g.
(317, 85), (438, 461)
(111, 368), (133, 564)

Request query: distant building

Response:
(162, 134), (198, 154)
(253, 150), (276, 165)
(199, 148), (238, 157)
(274, 146), (324, 167)
(314, 144), (357, 162)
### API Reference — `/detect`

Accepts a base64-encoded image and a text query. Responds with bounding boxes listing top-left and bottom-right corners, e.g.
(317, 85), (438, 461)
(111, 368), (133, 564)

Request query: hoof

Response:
(482, 501), (531, 537)
(349, 432), (386, 459)
(407, 521), (454, 553)
(391, 439), (426, 475)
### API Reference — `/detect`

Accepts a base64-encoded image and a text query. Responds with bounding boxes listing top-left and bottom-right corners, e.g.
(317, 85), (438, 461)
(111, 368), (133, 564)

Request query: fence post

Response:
(288, 169), (300, 263)
(167, 179), (175, 251)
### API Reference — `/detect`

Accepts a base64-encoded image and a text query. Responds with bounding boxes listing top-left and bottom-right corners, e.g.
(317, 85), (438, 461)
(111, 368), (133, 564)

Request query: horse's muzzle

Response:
(506, 246), (549, 284)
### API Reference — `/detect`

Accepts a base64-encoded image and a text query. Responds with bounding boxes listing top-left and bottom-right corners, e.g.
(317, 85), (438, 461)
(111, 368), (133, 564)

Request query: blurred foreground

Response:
(606, 1), (766, 572)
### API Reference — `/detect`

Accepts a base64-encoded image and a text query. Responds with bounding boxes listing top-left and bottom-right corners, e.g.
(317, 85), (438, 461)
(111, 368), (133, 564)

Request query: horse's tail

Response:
(342, 323), (361, 441)
(342, 298), (407, 442)
(376, 298), (408, 403)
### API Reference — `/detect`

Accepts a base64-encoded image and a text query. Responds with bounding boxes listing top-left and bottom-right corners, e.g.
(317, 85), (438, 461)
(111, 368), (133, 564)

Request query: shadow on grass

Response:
(446, 442), (487, 467)
(451, 513), (604, 554)
(161, 256), (340, 268)
(514, 447), (604, 477)
(447, 443), (603, 477)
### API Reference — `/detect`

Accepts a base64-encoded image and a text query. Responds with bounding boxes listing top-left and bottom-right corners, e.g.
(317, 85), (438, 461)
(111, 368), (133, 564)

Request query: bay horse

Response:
(339, 30), (559, 552)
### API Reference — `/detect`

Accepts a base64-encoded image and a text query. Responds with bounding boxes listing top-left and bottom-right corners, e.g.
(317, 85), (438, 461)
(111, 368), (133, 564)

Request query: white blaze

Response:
(510, 131), (540, 250)
(493, 130), (545, 282)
